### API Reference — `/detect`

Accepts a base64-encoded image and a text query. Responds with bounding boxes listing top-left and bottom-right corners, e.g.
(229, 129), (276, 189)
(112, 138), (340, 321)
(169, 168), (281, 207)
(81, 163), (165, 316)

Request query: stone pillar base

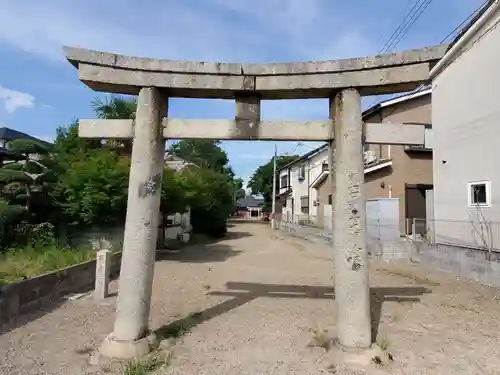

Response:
(330, 343), (394, 372)
(99, 332), (157, 360)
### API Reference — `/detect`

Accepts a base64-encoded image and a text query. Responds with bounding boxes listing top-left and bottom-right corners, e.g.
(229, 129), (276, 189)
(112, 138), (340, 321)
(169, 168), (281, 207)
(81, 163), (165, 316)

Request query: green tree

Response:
(91, 95), (137, 154)
(169, 140), (230, 174)
(54, 150), (130, 226)
(247, 155), (298, 210)
(233, 177), (246, 201)
(176, 167), (234, 237)
(161, 168), (186, 216)
(52, 120), (101, 168)
(0, 139), (54, 216)
(92, 95), (137, 119)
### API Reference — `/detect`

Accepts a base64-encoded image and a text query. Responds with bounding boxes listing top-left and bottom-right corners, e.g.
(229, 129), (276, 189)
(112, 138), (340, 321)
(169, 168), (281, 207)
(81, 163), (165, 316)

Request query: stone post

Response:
(94, 249), (111, 300)
(331, 88), (372, 350)
(100, 87), (167, 359)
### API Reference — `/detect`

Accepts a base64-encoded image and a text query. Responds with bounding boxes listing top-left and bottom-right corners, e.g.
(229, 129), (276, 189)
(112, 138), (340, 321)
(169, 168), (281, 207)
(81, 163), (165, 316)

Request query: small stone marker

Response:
(95, 249), (111, 300)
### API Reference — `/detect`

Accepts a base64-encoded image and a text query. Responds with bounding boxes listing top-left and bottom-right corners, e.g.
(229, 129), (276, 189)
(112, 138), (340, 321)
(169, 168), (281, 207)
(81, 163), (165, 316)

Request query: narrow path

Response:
(1, 221), (500, 374)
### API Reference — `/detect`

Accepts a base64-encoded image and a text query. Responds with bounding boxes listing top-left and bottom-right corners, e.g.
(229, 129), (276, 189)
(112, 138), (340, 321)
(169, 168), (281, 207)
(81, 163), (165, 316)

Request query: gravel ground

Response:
(1, 220), (500, 374)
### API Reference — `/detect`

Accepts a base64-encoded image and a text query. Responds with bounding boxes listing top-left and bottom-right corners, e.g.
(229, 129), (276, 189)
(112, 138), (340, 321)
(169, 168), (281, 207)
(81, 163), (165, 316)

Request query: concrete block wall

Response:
(278, 220), (500, 288)
(68, 226), (125, 250)
(419, 243), (500, 287)
(277, 221), (412, 261)
(0, 252), (122, 332)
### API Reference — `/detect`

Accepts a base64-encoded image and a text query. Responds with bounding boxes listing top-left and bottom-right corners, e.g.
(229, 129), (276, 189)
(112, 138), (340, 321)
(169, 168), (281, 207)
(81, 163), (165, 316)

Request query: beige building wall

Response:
(317, 93), (433, 231)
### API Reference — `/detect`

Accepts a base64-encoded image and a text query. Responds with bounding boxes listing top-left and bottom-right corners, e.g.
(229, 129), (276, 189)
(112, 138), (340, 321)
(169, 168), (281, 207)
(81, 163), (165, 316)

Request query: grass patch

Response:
(0, 245), (96, 284)
(308, 328), (333, 351)
(120, 353), (170, 375)
(439, 303), (479, 313)
(376, 334), (390, 351)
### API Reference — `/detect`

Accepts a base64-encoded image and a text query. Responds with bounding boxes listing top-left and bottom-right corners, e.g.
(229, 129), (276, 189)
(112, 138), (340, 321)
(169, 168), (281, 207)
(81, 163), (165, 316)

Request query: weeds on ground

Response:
(0, 245), (96, 284)
(376, 333), (390, 351)
(120, 353), (171, 375)
(439, 302), (479, 313)
(391, 313), (401, 323)
(377, 268), (440, 287)
(308, 328), (333, 351)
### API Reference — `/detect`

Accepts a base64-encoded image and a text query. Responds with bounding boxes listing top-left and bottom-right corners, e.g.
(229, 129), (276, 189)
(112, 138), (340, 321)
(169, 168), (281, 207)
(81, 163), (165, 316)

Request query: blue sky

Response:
(0, 0), (483, 187)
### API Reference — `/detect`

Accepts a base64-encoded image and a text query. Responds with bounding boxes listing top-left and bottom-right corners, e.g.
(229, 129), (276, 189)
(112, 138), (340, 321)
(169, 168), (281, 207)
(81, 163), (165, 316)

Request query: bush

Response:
(191, 207), (227, 238)
(176, 168), (233, 237)
(0, 245), (95, 284)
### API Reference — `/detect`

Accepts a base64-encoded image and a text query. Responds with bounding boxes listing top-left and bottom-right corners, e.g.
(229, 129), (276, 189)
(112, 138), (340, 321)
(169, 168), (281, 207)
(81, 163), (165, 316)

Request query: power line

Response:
(285, 1), (498, 171)
(386, 0), (435, 51)
(438, 0), (490, 43)
(381, 3), (499, 119)
(369, 0), (435, 107)
(380, 0), (425, 53)
(370, 0), (491, 115)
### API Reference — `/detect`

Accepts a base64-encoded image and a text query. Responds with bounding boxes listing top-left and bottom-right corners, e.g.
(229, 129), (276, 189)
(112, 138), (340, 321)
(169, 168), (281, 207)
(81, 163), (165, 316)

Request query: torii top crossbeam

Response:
(63, 45), (447, 99)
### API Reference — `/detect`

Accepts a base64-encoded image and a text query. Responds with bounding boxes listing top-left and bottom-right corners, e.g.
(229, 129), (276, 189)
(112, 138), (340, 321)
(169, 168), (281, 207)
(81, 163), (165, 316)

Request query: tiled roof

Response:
(0, 127), (52, 146)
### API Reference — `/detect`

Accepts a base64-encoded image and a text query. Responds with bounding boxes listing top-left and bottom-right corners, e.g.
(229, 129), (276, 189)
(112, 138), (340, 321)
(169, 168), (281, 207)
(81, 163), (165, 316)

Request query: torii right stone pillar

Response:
(332, 88), (372, 350)
(100, 87), (167, 359)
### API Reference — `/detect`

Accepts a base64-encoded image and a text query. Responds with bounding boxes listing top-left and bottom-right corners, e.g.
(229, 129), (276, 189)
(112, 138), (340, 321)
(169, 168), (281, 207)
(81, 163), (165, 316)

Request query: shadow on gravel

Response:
(155, 282), (432, 343)
(156, 229), (253, 263)
(156, 243), (242, 263)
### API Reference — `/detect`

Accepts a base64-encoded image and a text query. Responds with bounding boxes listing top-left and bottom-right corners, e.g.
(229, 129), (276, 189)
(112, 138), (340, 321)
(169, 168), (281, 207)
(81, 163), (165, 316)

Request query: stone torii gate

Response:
(64, 44), (446, 359)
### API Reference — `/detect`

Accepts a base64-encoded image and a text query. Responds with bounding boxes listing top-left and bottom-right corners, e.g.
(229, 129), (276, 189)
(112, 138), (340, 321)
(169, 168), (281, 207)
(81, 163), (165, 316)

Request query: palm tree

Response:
(91, 95), (137, 154)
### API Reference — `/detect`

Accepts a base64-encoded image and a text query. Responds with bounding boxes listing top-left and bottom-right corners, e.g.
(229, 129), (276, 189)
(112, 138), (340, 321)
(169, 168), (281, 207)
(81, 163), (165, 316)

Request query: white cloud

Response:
(0, 0), (378, 122)
(0, 84), (35, 113)
(0, 0), (374, 62)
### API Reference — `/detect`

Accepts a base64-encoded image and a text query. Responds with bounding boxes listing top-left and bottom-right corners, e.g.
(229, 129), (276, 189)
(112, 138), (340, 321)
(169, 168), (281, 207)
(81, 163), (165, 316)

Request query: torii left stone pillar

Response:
(99, 87), (167, 359)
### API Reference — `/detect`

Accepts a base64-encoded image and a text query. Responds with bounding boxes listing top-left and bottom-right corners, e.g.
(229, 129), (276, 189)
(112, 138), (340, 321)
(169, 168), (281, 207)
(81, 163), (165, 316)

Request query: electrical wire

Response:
(368, 0), (436, 107)
(438, 0), (490, 44)
(381, 7), (500, 119)
(380, 0), (428, 53)
(277, 1), (496, 172)
(386, 0), (435, 51)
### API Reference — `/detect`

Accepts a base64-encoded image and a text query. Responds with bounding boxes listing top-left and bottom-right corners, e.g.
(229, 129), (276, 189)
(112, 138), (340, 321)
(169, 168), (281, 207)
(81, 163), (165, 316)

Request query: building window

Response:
(328, 194), (332, 205)
(300, 195), (309, 214)
(322, 162), (329, 172)
(298, 165), (306, 181)
(468, 181), (491, 207)
(280, 175), (288, 189)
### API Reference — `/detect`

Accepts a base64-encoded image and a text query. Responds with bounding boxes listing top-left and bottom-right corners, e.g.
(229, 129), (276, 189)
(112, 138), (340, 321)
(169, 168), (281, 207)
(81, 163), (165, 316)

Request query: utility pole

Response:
(271, 144), (277, 230)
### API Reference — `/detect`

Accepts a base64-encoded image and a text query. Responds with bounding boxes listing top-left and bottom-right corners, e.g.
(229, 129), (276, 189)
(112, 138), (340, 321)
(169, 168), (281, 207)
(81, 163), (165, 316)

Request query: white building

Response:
(277, 145), (328, 223)
(277, 144), (384, 225)
(429, 0), (500, 249)
(164, 153), (199, 171)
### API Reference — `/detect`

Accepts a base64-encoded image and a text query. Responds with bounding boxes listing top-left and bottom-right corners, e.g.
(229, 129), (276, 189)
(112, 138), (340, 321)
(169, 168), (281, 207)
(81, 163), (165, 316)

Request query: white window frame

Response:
(280, 174), (288, 189)
(467, 180), (491, 208)
(298, 165), (306, 181)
